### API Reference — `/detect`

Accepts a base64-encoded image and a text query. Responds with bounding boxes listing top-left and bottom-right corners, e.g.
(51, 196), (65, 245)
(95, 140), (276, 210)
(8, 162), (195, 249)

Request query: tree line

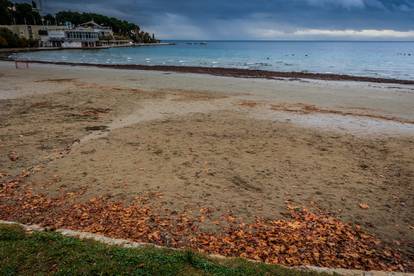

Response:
(0, 0), (158, 43)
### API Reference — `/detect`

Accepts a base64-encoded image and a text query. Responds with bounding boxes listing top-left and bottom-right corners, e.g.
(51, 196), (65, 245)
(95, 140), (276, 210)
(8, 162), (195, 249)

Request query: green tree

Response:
(14, 3), (41, 25)
(0, 27), (19, 47)
(43, 14), (56, 25)
(0, 35), (8, 47)
(0, 0), (12, 25)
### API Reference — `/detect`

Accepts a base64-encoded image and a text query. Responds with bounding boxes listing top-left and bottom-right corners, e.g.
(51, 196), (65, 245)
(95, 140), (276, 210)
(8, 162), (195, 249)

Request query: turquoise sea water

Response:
(13, 41), (414, 80)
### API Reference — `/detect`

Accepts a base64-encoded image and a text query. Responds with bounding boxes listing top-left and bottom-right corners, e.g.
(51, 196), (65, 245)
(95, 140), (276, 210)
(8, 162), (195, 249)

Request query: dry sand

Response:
(0, 61), (413, 257)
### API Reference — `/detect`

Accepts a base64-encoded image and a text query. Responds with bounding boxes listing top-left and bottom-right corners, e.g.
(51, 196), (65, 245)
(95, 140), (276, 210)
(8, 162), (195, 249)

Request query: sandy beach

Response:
(1, 60), (413, 270)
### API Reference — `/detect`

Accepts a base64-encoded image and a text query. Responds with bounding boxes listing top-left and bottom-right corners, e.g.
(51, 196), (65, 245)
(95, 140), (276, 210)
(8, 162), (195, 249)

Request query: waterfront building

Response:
(1, 21), (131, 48)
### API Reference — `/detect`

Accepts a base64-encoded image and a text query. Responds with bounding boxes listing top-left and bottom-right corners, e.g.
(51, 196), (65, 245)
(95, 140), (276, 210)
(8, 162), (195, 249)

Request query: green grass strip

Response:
(0, 223), (329, 275)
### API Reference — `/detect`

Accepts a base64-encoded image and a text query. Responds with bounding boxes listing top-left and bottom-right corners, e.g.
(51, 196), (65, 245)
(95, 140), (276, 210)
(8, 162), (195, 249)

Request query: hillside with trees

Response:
(53, 11), (157, 43)
(0, 0), (158, 44)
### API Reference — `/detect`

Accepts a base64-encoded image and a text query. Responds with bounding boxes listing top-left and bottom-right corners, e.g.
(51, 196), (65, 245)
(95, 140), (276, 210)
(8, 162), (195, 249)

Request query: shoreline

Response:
(1, 49), (414, 85)
(18, 60), (414, 85)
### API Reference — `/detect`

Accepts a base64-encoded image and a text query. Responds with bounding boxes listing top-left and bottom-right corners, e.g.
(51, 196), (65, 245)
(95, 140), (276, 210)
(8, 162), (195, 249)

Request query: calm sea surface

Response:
(13, 41), (414, 80)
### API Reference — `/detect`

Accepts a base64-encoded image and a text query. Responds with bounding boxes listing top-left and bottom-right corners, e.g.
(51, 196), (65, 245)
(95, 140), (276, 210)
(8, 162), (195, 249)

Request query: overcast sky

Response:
(18, 0), (414, 40)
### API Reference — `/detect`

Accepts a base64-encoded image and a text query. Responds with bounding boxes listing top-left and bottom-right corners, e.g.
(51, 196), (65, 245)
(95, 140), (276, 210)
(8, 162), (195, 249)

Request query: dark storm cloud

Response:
(17, 0), (414, 39)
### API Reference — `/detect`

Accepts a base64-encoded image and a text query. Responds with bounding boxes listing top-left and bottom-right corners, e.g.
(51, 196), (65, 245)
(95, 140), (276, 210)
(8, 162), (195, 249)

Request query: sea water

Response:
(13, 41), (414, 80)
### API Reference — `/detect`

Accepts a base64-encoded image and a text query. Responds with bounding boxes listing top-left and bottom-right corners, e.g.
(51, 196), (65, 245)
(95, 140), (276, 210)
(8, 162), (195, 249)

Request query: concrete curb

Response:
(1, 220), (412, 276)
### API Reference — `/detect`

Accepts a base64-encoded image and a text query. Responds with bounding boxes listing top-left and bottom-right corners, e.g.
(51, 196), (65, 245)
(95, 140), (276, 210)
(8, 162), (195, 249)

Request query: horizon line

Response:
(161, 39), (414, 42)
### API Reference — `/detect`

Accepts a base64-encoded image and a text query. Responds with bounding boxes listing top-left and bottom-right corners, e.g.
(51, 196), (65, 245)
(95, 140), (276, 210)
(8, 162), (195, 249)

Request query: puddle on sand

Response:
(251, 109), (414, 137)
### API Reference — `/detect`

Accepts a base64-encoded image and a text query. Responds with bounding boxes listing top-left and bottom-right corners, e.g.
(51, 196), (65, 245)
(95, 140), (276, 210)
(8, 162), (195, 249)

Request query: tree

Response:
(0, 27), (19, 47)
(0, 35), (8, 47)
(14, 3), (41, 25)
(43, 14), (56, 25)
(0, 0), (12, 25)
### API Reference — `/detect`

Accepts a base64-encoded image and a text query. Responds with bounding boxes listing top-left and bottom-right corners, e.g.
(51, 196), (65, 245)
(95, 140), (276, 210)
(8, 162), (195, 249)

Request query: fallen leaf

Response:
(8, 151), (18, 162)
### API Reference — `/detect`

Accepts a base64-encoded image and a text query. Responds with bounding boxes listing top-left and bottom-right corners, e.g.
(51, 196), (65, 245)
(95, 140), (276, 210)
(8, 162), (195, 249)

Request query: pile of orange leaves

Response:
(1, 176), (412, 272)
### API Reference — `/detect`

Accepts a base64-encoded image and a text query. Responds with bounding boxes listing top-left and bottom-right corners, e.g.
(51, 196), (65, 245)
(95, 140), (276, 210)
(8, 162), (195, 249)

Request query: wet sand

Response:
(3, 55), (414, 84)
(1, 61), (413, 268)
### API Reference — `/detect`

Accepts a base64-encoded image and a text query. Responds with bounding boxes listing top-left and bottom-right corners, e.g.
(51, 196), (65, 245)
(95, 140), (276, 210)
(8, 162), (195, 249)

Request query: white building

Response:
(78, 20), (114, 39)
(40, 28), (99, 48)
